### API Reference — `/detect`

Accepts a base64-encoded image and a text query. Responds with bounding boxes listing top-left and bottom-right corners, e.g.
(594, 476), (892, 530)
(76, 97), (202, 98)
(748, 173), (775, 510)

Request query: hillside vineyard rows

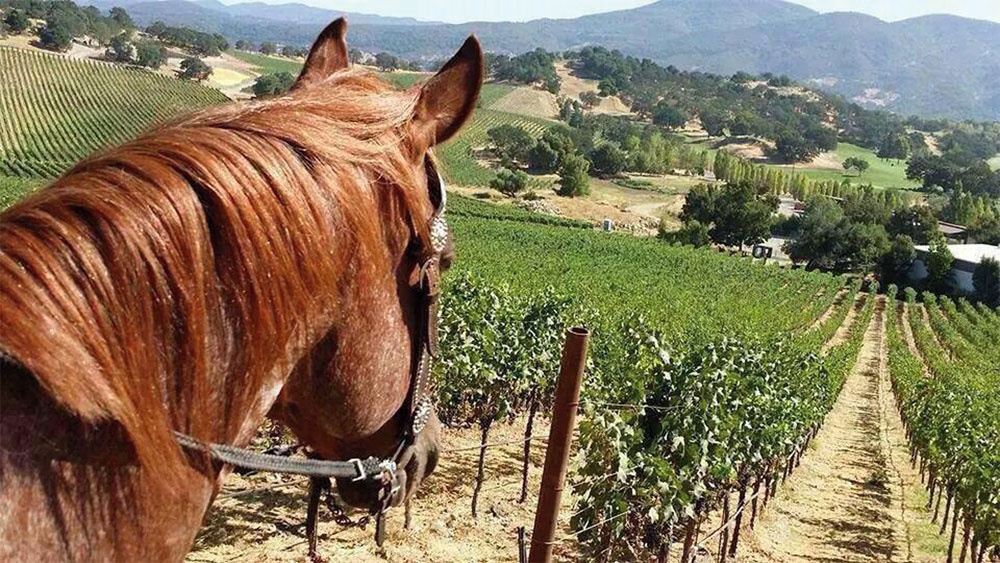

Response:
(0, 46), (228, 179)
(889, 290), (1000, 560)
(435, 207), (998, 561)
(0, 45), (997, 562)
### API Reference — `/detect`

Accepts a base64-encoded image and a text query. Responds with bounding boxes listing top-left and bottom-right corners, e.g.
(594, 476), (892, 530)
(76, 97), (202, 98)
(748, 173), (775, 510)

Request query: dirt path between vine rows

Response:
(744, 297), (945, 563)
(821, 292), (864, 353)
(807, 288), (849, 332)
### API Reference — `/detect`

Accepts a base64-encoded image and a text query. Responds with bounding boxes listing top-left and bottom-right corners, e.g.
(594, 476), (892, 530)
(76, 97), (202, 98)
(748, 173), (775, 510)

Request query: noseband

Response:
(174, 159), (450, 549)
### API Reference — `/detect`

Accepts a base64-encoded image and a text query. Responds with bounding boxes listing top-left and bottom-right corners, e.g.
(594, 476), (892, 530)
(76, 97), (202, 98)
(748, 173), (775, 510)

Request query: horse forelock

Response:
(0, 67), (432, 491)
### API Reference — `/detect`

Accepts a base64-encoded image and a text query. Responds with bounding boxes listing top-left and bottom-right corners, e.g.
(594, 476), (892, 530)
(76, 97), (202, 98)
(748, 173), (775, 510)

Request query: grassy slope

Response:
(228, 50), (304, 75)
(988, 154), (1000, 171)
(771, 143), (916, 190)
(0, 46), (229, 179)
(684, 134), (917, 191)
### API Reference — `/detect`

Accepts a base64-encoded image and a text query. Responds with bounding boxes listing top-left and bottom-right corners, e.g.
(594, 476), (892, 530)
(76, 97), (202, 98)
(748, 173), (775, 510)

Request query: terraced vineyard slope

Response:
(0, 46), (229, 179)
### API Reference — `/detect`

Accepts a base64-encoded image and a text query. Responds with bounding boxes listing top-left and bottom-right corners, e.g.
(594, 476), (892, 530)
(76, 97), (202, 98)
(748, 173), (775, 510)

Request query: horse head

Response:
(0, 16), (480, 560)
(267, 19), (479, 512)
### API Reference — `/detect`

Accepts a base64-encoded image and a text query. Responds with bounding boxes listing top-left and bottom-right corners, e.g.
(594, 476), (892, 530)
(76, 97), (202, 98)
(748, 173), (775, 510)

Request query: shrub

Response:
(252, 72), (296, 98)
(661, 220), (711, 248)
(135, 42), (167, 69)
(556, 153), (590, 197)
(4, 8), (30, 34)
(490, 168), (529, 196)
(178, 57), (211, 81)
(587, 143), (627, 177)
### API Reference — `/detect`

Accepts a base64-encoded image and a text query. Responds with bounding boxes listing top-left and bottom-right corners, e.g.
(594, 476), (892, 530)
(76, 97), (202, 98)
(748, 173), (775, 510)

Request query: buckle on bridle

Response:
(349, 458), (368, 482)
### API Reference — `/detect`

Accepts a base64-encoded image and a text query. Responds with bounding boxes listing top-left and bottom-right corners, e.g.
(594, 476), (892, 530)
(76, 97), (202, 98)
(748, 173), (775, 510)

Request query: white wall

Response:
(908, 260), (975, 294)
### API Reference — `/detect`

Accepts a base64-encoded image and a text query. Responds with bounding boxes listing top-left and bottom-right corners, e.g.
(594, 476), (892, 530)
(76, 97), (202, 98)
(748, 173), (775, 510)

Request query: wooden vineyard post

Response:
(528, 327), (590, 563)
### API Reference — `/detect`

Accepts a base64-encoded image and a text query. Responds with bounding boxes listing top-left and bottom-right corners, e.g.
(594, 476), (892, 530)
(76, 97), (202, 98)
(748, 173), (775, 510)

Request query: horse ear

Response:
(412, 36), (484, 147)
(294, 17), (349, 89)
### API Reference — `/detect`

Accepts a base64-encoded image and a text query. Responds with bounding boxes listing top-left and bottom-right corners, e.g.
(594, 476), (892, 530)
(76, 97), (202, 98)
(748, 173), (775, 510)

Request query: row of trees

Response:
(145, 21), (228, 57)
(714, 150), (1000, 245)
(234, 39), (307, 59)
(1, 0), (134, 51)
(105, 32), (166, 69)
(486, 49), (560, 93)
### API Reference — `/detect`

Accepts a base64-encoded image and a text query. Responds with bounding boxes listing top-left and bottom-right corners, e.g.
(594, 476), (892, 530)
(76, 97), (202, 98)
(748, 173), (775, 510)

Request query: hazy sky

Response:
(225, 0), (1000, 24)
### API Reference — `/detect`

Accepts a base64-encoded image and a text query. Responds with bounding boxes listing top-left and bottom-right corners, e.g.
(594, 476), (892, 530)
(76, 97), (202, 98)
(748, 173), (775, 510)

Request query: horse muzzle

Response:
(334, 410), (441, 510)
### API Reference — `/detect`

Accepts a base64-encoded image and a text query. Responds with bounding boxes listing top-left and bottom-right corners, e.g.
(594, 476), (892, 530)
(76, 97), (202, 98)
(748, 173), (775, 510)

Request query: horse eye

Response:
(440, 238), (455, 271)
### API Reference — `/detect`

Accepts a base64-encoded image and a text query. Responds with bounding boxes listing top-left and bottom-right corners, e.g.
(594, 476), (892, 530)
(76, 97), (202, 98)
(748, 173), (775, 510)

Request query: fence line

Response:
(559, 509), (634, 540)
(444, 435), (548, 454)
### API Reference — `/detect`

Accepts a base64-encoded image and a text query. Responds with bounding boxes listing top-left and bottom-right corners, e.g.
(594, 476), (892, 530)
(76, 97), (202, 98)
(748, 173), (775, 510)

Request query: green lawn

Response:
(228, 50), (304, 75)
(682, 133), (918, 191)
(988, 154), (1000, 171)
(772, 142), (917, 190)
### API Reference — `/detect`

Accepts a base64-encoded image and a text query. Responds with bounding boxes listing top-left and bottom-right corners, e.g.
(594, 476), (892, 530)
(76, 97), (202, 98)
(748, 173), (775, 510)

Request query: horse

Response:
(0, 19), (481, 561)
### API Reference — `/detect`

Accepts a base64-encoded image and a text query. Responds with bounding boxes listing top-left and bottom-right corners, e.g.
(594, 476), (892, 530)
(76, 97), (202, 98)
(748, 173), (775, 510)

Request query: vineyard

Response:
(888, 288), (1000, 562)
(0, 47), (547, 193)
(419, 207), (1000, 562)
(437, 83), (557, 189)
(0, 46), (229, 179)
(1, 41), (997, 562)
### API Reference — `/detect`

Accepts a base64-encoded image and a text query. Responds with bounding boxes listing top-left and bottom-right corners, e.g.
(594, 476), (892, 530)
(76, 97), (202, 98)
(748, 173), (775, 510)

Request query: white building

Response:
(910, 244), (1000, 294)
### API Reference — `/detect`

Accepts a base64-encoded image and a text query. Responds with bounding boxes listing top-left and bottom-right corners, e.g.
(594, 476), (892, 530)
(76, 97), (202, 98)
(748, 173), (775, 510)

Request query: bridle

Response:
(174, 157), (450, 550)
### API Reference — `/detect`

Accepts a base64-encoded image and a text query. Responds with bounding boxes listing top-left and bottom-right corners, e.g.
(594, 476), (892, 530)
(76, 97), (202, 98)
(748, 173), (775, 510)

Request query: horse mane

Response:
(0, 68), (433, 488)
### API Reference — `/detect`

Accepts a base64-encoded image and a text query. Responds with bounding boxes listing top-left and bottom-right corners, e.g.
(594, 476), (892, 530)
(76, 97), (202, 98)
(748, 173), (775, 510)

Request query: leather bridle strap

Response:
(173, 432), (396, 482)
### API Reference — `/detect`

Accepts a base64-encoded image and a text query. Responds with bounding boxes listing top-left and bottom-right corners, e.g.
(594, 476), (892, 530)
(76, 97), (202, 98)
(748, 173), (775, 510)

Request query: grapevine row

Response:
(0, 46), (228, 179)
(886, 287), (999, 561)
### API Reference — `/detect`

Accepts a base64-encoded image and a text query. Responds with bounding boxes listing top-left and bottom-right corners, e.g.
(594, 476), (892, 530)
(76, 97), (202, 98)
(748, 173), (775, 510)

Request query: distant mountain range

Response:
(87, 0), (1000, 121)
(82, 0), (438, 26)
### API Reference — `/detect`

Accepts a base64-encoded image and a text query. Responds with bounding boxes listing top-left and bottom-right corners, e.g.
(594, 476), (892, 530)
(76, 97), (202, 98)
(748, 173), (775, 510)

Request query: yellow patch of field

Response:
(554, 61), (631, 116)
(0, 34), (41, 52)
(210, 66), (254, 87)
(488, 86), (559, 120)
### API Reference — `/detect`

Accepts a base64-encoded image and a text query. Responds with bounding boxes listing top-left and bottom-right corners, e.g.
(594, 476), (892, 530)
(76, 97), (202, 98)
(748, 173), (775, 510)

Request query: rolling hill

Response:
(0, 46), (228, 179)
(109, 0), (1000, 121)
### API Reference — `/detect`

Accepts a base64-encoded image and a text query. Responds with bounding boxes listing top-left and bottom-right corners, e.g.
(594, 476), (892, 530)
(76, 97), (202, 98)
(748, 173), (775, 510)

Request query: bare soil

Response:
(808, 288), (850, 332)
(450, 178), (687, 236)
(186, 418), (578, 562)
(821, 292), (865, 353)
(554, 62), (631, 116)
(488, 87), (559, 120)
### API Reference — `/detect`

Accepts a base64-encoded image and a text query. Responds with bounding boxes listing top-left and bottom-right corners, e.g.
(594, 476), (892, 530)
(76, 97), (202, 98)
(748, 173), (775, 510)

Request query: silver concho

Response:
(411, 395), (433, 436)
(430, 215), (449, 254)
